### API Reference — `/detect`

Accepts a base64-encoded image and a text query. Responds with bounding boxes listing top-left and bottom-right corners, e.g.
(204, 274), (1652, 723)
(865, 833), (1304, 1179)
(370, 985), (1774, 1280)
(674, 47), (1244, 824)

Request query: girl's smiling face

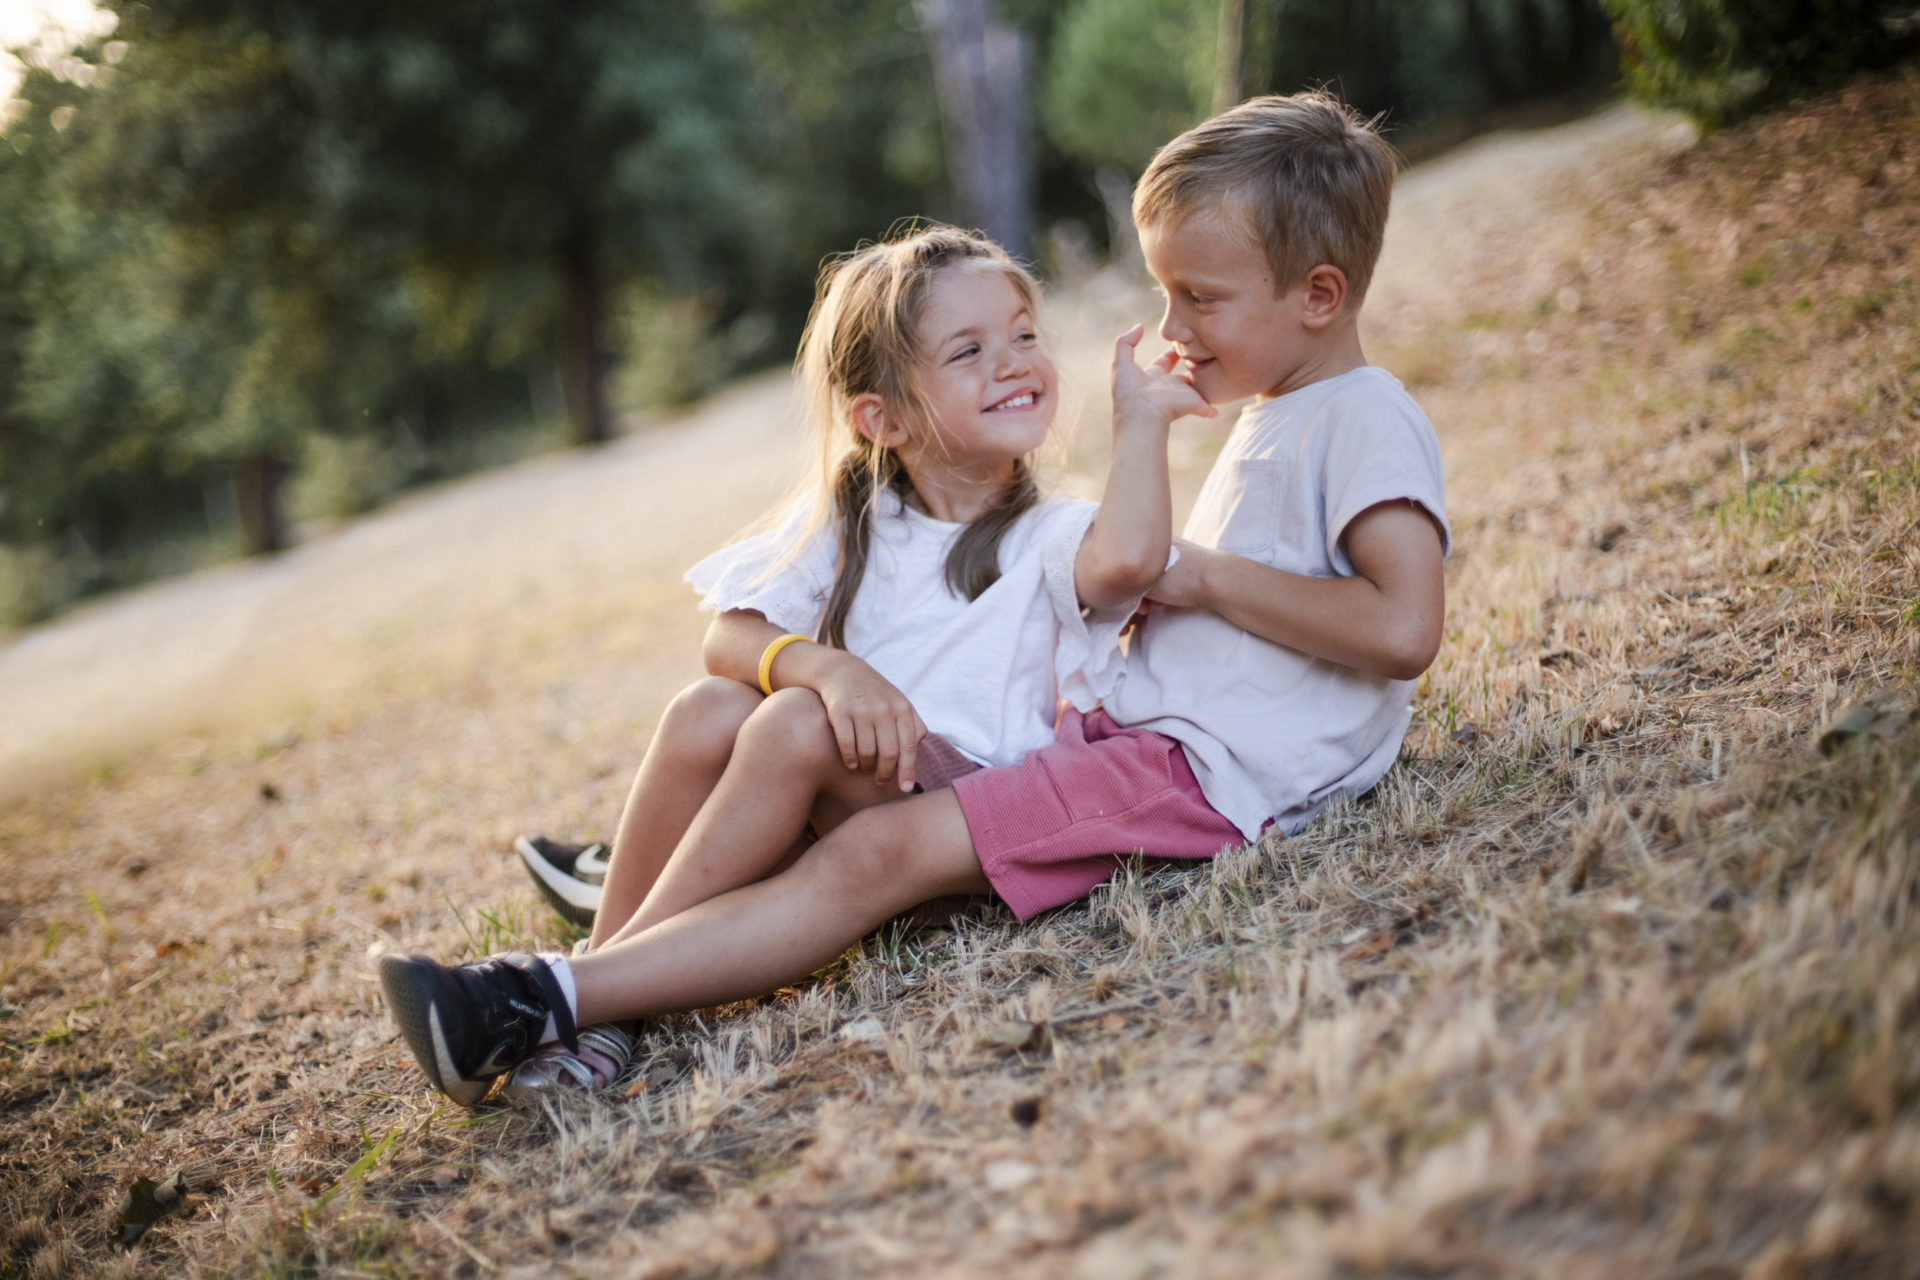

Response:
(909, 265), (1056, 473)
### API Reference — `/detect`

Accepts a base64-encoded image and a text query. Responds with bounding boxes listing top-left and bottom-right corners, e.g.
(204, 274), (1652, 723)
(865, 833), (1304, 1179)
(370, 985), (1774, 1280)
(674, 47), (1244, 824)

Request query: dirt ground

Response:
(3, 79), (1918, 1278)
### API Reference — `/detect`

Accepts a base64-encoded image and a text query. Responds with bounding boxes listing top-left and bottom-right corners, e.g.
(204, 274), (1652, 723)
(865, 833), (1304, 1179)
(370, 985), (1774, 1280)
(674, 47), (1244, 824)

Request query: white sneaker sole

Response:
(515, 836), (603, 928)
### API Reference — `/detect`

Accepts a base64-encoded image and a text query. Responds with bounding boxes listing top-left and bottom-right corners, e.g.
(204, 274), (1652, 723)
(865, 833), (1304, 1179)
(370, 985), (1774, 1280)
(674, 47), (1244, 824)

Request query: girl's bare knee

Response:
(812, 799), (983, 905)
(660, 677), (760, 767)
(807, 816), (900, 898)
(741, 687), (840, 768)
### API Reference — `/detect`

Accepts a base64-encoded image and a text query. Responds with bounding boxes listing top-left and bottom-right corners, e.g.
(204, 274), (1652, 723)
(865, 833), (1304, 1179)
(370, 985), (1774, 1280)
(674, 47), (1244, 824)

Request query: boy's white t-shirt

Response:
(1105, 366), (1451, 840)
(685, 491), (1134, 769)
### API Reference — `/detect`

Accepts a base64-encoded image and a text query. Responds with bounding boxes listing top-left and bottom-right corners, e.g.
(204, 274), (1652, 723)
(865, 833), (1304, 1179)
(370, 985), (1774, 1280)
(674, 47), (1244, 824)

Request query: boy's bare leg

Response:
(572, 790), (987, 1024)
(603, 686), (922, 948)
(589, 677), (765, 950)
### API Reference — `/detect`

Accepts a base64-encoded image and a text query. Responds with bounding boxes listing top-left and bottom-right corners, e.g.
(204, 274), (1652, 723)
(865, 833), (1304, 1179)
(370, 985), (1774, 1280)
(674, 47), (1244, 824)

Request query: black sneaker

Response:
(515, 836), (607, 929)
(378, 951), (578, 1107)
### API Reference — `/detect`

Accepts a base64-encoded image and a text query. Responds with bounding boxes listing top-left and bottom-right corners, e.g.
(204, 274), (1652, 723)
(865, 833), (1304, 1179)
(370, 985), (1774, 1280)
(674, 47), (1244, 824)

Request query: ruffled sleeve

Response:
(1033, 500), (1144, 710)
(684, 498), (836, 638)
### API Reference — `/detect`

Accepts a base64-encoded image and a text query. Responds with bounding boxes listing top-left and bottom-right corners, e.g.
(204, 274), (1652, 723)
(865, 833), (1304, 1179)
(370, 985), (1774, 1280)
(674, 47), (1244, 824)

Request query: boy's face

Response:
(1140, 213), (1320, 404)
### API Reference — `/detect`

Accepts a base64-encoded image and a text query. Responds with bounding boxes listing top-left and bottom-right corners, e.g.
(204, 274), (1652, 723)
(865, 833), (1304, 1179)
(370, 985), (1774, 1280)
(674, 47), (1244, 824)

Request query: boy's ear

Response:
(850, 393), (910, 448)
(1300, 264), (1349, 331)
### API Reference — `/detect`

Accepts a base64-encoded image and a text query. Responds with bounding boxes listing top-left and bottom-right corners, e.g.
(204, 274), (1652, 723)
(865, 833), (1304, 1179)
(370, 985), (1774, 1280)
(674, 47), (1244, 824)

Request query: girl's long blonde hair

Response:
(793, 223), (1045, 649)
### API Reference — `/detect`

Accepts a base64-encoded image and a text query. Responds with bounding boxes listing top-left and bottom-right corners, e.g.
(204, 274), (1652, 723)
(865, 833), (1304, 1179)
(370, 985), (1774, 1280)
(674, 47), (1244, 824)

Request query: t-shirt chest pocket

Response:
(1188, 457), (1286, 557)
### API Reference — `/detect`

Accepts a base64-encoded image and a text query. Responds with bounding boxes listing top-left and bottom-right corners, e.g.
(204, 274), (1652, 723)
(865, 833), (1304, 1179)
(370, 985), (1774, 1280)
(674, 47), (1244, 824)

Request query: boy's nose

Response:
(1158, 304), (1188, 345)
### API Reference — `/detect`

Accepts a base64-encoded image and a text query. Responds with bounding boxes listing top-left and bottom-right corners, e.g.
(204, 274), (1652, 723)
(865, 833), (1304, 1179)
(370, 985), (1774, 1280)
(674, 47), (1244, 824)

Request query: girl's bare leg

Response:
(604, 687), (921, 948)
(588, 677), (765, 950)
(571, 790), (988, 1024)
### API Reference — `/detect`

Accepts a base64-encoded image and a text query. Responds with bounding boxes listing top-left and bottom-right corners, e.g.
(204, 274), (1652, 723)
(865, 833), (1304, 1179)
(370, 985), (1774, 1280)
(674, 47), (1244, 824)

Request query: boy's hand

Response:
(809, 651), (927, 792)
(1144, 537), (1219, 610)
(1112, 325), (1217, 431)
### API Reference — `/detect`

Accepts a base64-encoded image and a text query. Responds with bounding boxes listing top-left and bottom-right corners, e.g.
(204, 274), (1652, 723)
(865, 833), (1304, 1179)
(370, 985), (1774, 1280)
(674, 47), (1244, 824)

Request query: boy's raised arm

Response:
(1075, 326), (1215, 611)
(1150, 500), (1445, 681)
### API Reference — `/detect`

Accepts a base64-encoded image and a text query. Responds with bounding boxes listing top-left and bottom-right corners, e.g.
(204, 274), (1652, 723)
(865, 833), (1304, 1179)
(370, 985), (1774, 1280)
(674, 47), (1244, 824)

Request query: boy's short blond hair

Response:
(1133, 90), (1398, 304)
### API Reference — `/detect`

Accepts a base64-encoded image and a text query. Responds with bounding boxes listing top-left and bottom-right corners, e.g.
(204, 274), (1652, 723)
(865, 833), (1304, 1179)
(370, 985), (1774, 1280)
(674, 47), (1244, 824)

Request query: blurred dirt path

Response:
(0, 103), (1672, 806)
(1369, 103), (1684, 323)
(0, 374), (805, 802)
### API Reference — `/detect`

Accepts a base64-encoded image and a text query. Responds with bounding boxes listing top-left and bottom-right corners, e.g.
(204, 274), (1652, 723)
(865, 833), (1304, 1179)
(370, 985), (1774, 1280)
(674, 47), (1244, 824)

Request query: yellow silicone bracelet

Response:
(757, 633), (811, 696)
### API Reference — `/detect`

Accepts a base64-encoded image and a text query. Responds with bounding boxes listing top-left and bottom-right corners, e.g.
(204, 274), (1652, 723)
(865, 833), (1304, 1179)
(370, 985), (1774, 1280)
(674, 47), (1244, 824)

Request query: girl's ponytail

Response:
(943, 456), (1040, 602)
(821, 440), (910, 650)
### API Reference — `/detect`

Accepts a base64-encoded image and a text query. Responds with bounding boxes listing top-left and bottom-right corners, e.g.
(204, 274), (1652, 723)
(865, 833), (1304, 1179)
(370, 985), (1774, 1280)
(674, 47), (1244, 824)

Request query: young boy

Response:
(875, 88), (1450, 918)
(382, 91), (1449, 1103)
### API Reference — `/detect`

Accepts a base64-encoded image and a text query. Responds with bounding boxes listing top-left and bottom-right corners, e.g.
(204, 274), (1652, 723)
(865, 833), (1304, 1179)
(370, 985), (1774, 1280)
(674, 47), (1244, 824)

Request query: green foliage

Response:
(1250, 0), (1615, 127)
(1603, 0), (1920, 127)
(288, 432), (422, 523)
(0, 0), (776, 607)
(1042, 0), (1617, 176)
(709, 0), (952, 319)
(0, 542), (69, 627)
(1043, 0), (1217, 173)
(612, 282), (779, 412)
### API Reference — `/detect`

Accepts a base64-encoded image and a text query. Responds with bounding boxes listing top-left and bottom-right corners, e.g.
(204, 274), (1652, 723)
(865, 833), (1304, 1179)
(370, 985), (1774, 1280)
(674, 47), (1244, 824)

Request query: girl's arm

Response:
(1146, 501), (1445, 680)
(703, 609), (927, 792)
(1074, 326), (1215, 610)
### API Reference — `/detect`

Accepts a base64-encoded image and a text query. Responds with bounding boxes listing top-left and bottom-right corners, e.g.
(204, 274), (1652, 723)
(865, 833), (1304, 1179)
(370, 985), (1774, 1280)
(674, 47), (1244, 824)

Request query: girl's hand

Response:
(1111, 325), (1217, 432)
(811, 651), (928, 792)
(1145, 537), (1218, 610)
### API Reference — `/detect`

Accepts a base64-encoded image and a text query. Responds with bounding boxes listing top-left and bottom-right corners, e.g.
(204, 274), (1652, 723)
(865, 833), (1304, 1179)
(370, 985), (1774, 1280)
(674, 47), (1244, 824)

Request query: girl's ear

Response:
(1300, 264), (1349, 331)
(851, 393), (911, 448)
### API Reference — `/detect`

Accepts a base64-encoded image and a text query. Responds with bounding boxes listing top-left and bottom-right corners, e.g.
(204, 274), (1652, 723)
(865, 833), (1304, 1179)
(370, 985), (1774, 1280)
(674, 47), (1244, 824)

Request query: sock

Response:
(536, 953), (579, 1045)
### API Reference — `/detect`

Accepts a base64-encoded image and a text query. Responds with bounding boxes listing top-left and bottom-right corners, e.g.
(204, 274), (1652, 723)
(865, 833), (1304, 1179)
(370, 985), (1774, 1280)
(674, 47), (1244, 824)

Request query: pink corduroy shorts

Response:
(947, 706), (1251, 920)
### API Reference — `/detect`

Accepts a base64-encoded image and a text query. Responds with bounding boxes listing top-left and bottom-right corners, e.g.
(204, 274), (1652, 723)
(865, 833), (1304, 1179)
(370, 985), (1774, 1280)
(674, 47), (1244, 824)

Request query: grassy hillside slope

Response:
(3, 74), (1917, 1277)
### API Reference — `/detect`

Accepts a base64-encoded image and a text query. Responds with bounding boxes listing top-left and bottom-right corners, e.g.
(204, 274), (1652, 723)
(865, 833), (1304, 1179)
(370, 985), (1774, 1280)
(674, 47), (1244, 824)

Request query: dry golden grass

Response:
(4, 75), (1919, 1277)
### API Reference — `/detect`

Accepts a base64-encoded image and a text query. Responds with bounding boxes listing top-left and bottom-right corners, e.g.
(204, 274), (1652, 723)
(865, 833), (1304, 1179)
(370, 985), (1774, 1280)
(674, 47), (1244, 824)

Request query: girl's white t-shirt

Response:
(685, 490), (1133, 769)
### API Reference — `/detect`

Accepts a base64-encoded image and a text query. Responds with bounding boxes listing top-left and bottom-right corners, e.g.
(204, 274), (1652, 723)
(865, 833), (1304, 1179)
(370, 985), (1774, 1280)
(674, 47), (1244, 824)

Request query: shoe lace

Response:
(476, 953), (578, 1053)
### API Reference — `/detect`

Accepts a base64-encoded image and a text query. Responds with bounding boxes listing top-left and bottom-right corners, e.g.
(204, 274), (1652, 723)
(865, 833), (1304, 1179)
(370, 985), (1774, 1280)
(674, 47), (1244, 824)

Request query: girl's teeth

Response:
(994, 394), (1034, 410)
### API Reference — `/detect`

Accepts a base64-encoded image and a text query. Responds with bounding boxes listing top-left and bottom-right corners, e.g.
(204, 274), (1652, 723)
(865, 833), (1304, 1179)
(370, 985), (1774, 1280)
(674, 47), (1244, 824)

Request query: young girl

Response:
(380, 225), (1212, 1105)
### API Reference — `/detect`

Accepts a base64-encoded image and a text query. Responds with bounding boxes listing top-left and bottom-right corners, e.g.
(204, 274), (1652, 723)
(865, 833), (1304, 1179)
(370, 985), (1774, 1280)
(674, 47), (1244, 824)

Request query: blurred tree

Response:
(706, 0), (1101, 300)
(1604, 0), (1919, 127)
(1, 42), (229, 575)
(1043, 0), (1616, 188)
(29, 22), (381, 554)
(916, 0), (1034, 258)
(1244, 0), (1614, 125)
(1043, 0), (1216, 175)
(709, 0), (950, 319)
(208, 0), (766, 449)
(4, 1), (766, 567)
(0, 60), (108, 579)
(1459, 0), (1612, 106)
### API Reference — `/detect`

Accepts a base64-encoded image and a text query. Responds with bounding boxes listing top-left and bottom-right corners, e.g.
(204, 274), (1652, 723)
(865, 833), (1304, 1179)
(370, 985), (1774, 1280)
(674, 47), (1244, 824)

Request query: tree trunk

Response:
(1338, 0), (1400, 113)
(1462, 0), (1520, 103)
(1516, 0), (1551, 96)
(1214, 0), (1246, 113)
(234, 452), (287, 555)
(1562, 0), (1604, 79)
(560, 222), (610, 447)
(1238, 0), (1278, 98)
(915, 0), (1033, 261)
(1093, 166), (1143, 272)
